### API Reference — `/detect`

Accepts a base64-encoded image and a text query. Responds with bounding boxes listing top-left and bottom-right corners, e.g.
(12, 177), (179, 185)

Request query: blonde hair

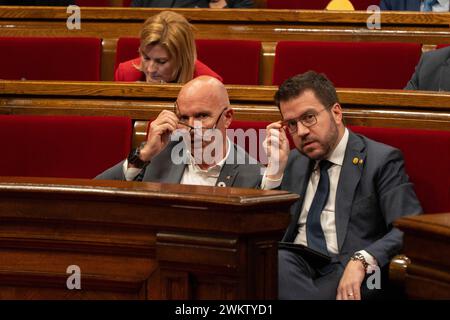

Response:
(138, 11), (197, 83)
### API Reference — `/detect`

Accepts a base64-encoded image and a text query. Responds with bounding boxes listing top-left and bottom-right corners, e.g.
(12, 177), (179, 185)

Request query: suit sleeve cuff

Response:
(260, 171), (283, 190)
(357, 250), (378, 273)
(123, 159), (142, 181)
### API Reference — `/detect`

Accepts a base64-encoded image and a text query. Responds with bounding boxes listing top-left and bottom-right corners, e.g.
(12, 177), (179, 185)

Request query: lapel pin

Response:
(217, 182), (226, 187)
(359, 159), (364, 165)
(352, 157), (359, 165)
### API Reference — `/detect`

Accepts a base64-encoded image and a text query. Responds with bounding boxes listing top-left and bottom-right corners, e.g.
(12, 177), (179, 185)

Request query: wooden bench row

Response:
(1, 80), (449, 148)
(1, 7), (450, 84)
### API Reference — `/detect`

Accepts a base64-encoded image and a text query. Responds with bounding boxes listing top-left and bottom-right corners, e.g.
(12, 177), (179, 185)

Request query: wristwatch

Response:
(350, 252), (369, 272)
(127, 142), (150, 169)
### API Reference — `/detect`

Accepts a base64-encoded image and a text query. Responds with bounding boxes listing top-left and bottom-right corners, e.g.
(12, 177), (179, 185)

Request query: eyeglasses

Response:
(281, 108), (328, 134)
(173, 101), (227, 132)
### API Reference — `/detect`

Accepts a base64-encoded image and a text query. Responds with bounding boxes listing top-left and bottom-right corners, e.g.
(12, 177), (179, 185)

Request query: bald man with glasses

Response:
(96, 76), (262, 188)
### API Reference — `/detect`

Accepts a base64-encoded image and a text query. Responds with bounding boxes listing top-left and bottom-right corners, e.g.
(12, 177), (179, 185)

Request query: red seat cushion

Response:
(0, 37), (101, 81)
(196, 39), (261, 85)
(273, 41), (422, 89)
(0, 115), (131, 179)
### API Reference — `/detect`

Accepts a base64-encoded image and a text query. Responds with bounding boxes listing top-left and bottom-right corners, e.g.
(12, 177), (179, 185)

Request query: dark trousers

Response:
(278, 249), (387, 300)
(278, 248), (344, 300)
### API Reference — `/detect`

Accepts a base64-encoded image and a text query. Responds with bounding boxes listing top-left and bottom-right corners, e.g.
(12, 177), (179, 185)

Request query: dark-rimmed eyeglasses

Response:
(281, 108), (327, 134)
(173, 101), (228, 132)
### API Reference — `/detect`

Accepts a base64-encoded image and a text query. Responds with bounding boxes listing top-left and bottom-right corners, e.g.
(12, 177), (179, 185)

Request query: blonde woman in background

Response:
(115, 11), (222, 83)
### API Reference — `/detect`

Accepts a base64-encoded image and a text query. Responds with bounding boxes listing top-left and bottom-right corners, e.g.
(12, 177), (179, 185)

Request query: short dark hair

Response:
(274, 71), (339, 109)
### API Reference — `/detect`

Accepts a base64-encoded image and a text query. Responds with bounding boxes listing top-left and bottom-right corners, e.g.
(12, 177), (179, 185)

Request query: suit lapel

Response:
(283, 154), (314, 242)
(335, 131), (365, 251)
(216, 164), (238, 187)
(438, 56), (450, 91)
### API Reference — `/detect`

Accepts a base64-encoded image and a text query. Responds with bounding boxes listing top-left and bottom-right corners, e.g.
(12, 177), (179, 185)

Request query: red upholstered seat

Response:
(115, 37), (141, 71)
(0, 37), (101, 81)
(437, 44), (450, 49)
(0, 115), (131, 179)
(195, 39), (261, 85)
(115, 38), (261, 85)
(267, 0), (379, 10)
(272, 41), (422, 88)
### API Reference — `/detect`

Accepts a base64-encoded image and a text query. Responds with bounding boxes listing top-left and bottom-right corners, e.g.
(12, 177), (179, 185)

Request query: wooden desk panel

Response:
(0, 177), (298, 299)
(390, 214), (450, 299)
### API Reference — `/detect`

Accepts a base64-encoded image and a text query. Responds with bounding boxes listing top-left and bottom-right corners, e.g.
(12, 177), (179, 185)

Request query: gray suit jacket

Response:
(280, 130), (422, 268)
(96, 140), (262, 188)
(405, 46), (450, 91)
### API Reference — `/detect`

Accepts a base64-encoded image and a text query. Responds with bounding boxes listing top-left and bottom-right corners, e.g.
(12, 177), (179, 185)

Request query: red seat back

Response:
(0, 37), (101, 81)
(115, 37), (141, 71)
(273, 41), (422, 88)
(0, 115), (131, 179)
(196, 39), (261, 85)
(349, 126), (450, 214)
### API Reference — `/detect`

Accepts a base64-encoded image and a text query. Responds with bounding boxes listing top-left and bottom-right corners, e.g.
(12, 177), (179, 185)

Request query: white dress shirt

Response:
(123, 138), (231, 187)
(262, 128), (377, 270)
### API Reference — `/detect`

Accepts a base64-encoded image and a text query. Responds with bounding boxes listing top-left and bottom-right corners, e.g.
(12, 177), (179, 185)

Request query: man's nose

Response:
(296, 121), (310, 137)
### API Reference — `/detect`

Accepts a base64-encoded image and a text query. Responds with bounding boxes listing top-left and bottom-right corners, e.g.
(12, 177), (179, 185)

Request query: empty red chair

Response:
(116, 38), (261, 85)
(0, 37), (101, 81)
(0, 115), (131, 179)
(272, 41), (422, 89)
(196, 39), (261, 85)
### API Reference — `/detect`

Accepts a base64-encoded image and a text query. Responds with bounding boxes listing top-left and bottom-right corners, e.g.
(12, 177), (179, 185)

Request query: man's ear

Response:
(223, 108), (234, 129)
(331, 103), (343, 125)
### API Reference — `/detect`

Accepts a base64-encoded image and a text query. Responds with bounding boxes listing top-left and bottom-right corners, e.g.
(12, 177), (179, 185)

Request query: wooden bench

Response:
(1, 80), (449, 148)
(1, 7), (449, 84)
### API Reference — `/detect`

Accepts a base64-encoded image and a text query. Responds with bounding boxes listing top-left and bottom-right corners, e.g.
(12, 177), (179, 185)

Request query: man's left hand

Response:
(336, 260), (366, 300)
(209, 0), (227, 8)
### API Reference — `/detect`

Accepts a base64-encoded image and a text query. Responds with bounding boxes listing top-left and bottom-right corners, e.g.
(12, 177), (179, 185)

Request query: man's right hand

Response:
(263, 121), (290, 180)
(139, 110), (179, 162)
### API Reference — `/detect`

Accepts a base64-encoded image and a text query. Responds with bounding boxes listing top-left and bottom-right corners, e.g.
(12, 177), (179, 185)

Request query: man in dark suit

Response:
(263, 71), (422, 299)
(131, 0), (254, 8)
(380, 0), (449, 11)
(405, 45), (450, 91)
(96, 75), (262, 188)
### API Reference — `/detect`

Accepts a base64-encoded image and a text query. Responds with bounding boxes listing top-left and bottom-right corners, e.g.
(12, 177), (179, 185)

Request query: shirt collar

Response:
(314, 127), (349, 170)
(185, 137), (231, 176)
